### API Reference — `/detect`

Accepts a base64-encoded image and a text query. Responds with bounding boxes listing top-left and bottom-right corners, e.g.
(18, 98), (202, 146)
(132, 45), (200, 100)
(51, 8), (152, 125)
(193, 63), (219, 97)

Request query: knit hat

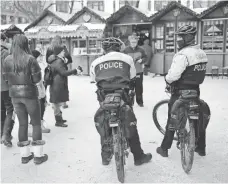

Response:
(53, 45), (64, 56)
(31, 50), (41, 59)
(1, 32), (7, 41)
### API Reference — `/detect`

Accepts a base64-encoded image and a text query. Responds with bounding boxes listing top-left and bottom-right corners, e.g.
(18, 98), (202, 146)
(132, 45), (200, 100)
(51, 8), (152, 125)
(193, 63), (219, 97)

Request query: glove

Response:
(129, 90), (135, 97)
(77, 66), (83, 75)
(137, 59), (143, 64)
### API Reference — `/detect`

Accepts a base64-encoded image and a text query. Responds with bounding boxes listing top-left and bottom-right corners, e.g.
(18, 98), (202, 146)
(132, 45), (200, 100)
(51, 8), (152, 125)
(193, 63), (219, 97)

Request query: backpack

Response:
(44, 65), (53, 86)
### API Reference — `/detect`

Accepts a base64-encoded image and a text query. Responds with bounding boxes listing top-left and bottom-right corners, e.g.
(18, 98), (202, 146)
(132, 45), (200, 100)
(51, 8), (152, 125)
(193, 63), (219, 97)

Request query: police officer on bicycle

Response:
(90, 37), (152, 166)
(156, 25), (209, 157)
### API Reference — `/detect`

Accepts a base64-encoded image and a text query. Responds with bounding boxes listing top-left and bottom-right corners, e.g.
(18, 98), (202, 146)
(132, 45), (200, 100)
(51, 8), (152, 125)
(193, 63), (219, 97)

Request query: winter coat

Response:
(3, 54), (41, 98)
(123, 46), (147, 74)
(47, 55), (77, 103)
(1, 44), (10, 91)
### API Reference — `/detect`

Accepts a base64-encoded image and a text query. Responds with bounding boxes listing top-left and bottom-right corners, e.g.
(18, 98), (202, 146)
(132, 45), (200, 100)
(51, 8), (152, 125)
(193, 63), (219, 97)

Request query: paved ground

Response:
(1, 75), (228, 183)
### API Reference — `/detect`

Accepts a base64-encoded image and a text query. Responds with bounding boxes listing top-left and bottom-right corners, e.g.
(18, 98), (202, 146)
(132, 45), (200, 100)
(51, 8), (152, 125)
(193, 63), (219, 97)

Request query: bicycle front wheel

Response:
(152, 99), (178, 141)
(112, 127), (125, 183)
(180, 119), (195, 174)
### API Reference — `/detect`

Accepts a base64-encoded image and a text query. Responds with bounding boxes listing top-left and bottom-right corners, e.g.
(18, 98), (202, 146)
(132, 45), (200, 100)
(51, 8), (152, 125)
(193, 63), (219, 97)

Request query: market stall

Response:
(148, 1), (200, 74)
(104, 5), (151, 47)
(66, 7), (109, 74)
(199, 1), (228, 74)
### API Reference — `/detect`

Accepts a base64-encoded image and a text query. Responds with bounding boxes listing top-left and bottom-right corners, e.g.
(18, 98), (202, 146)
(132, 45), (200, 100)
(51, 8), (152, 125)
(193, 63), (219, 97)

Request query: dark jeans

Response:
(40, 97), (46, 120)
(161, 94), (206, 151)
(12, 97), (42, 142)
(135, 72), (143, 105)
(1, 91), (14, 139)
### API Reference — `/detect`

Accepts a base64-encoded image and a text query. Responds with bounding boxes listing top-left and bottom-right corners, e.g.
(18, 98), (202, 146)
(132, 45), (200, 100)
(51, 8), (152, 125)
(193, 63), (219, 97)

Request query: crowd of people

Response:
(1, 25), (210, 169)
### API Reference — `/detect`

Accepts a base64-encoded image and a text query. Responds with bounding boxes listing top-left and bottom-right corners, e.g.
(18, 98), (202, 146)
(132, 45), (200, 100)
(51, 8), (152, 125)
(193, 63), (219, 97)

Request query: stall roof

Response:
(24, 23), (105, 39)
(149, 1), (199, 22)
(0, 24), (29, 32)
(106, 5), (149, 23)
(199, 1), (228, 18)
(24, 8), (73, 31)
(67, 6), (110, 24)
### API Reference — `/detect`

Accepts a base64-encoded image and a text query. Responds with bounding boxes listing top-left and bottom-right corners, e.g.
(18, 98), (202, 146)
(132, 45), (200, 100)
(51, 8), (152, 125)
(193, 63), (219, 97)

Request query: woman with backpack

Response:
(47, 45), (79, 127)
(3, 35), (48, 165)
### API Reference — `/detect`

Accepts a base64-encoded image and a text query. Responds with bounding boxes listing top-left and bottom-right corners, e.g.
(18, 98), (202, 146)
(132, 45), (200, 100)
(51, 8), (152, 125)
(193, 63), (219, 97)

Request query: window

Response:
(203, 20), (224, 52)
(9, 16), (14, 24)
(1, 15), (7, 24)
(165, 22), (175, 53)
(193, 0), (216, 9)
(87, 0), (104, 11)
(148, 0), (151, 11)
(119, 0), (138, 8)
(56, 1), (69, 13)
(154, 0), (169, 11)
(18, 17), (22, 24)
(155, 25), (164, 53)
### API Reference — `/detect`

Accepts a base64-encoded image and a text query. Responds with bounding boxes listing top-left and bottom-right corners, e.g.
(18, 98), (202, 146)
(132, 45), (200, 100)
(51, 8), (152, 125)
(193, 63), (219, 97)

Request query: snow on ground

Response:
(1, 75), (228, 183)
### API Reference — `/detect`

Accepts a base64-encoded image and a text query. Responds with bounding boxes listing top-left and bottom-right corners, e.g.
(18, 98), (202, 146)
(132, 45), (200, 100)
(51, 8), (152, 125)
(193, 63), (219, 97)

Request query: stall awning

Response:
(24, 24), (105, 39)
(0, 24), (29, 32)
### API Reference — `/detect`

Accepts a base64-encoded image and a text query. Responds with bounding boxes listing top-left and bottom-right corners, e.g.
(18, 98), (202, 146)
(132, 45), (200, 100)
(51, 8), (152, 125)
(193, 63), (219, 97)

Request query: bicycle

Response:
(101, 90), (131, 183)
(152, 87), (201, 174)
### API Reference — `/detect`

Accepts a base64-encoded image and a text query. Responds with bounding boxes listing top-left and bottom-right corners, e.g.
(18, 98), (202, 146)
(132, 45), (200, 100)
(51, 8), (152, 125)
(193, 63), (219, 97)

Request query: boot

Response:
(41, 120), (50, 133)
(134, 153), (152, 166)
(2, 119), (15, 147)
(17, 140), (34, 164)
(156, 147), (168, 157)
(55, 115), (68, 127)
(32, 140), (48, 165)
(60, 111), (67, 123)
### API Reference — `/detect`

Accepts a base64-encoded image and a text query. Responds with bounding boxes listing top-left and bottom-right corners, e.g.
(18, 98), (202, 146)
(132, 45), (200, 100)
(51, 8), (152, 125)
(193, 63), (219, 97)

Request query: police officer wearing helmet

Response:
(156, 25), (210, 157)
(90, 37), (152, 166)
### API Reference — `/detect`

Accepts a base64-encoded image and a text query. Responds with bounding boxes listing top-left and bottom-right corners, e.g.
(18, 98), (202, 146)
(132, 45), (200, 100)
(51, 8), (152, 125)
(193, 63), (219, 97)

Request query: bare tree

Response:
(13, 0), (54, 22)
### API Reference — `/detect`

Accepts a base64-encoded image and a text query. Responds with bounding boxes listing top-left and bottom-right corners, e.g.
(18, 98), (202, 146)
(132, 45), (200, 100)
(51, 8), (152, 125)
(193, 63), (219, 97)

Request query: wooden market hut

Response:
(66, 6), (110, 74)
(148, 1), (200, 74)
(104, 5), (151, 47)
(199, 0), (228, 74)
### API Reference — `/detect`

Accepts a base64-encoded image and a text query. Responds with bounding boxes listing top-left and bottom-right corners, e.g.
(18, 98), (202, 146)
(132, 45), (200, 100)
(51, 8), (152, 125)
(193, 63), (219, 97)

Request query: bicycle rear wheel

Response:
(180, 119), (195, 174)
(152, 99), (178, 141)
(112, 127), (125, 183)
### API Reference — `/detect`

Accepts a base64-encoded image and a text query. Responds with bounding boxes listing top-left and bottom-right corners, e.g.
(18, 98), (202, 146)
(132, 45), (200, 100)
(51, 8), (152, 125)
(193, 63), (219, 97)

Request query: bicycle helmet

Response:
(102, 37), (123, 52)
(175, 25), (197, 36)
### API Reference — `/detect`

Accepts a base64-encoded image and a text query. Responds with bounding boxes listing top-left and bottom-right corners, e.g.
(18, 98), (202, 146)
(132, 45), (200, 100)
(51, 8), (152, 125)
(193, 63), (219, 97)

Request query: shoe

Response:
(134, 153), (152, 166)
(22, 153), (34, 164)
(32, 140), (48, 165)
(62, 104), (68, 109)
(41, 120), (50, 133)
(55, 123), (68, 127)
(156, 147), (168, 157)
(102, 159), (110, 165)
(3, 140), (12, 147)
(195, 147), (206, 156)
(34, 154), (48, 165)
(59, 111), (67, 123)
(138, 103), (144, 107)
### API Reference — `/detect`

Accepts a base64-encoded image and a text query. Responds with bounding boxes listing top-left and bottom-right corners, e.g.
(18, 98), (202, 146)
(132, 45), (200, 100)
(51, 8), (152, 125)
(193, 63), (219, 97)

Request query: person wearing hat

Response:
(47, 45), (79, 127)
(1, 32), (15, 147)
(31, 50), (50, 134)
(123, 32), (147, 107)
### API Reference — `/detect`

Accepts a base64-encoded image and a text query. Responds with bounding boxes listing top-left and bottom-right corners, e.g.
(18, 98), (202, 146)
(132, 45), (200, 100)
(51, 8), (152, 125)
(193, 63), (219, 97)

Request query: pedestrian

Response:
(141, 38), (153, 76)
(3, 34), (48, 164)
(1, 32), (15, 147)
(47, 45), (79, 127)
(123, 32), (147, 107)
(46, 35), (72, 109)
(31, 49), (50, 133)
